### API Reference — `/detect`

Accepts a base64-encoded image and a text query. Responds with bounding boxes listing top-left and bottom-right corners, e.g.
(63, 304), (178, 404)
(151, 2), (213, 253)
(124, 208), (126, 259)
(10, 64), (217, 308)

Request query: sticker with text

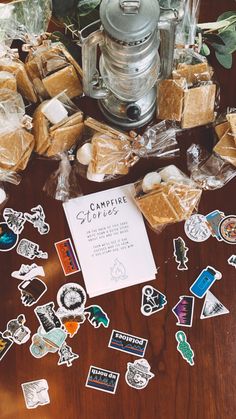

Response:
(86, 366), (120, 394)
(184, 214), (211, 242)
(125, 359), (154, 390)
(55, 238), (80, 276)
(172, 296), (194, 327)
(141, 285), (167, 316)
(173, 237), (189, 270)
(21, 379), (50, 409)
(0, 332), (13, 361)
(190, 266), (222, 298)
(200, 291), (229, 319)
(108, 330), (148, 357)
(17, 239), (48, 260)
(24, 205), (50, 235)
(228, 255), (236, 268)
(175, 331), (194, 366)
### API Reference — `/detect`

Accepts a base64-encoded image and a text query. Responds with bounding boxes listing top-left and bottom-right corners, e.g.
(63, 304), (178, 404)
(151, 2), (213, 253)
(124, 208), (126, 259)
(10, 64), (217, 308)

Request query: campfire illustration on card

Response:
(110, 259), (127, 281)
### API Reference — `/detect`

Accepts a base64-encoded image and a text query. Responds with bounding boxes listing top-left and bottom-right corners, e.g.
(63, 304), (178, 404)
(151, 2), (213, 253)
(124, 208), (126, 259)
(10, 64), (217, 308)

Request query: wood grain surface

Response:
(0, 1), (236, 418)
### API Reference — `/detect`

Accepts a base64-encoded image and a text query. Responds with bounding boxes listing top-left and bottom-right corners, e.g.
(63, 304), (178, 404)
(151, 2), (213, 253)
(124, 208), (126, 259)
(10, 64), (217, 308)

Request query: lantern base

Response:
(98, 87), (156, 129)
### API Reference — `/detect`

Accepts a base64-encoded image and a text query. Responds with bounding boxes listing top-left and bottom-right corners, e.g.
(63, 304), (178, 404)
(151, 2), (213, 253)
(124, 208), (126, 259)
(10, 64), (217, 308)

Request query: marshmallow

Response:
(42, 99), (68, 125)
(0, 187), (7, 204)
(76, 143), (93, 165)
(87, 166), (105, 183)
(142, 172), (161, 193)
(159, 165), (186, 182)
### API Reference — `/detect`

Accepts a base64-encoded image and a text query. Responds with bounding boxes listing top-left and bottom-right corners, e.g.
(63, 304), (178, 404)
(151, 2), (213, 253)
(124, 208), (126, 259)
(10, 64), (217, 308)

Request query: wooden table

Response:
(1, 1), (236, 418)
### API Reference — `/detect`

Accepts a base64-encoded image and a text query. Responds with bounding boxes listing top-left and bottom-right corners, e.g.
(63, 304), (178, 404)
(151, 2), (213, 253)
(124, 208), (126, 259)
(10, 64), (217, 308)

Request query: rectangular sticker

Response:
(108, 330), (148, 357)
(0, 332), (13, 361)
(55, 238), (80, 276)
(86, 366), (120, 394)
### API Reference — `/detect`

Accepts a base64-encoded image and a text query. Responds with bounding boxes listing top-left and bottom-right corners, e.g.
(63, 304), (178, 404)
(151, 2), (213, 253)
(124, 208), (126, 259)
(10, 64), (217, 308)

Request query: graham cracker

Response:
(215, 121), (230, 140)
(181, 84), (216, 129)
(214, 130), (236, 167)
(157, 79), (185, 121)
(84, 117), (131, 141)
(42, 65), (83, 99)
(90, 135), (130, 175)
(173, 62), (211, 84)
(47, 122), (84, 157)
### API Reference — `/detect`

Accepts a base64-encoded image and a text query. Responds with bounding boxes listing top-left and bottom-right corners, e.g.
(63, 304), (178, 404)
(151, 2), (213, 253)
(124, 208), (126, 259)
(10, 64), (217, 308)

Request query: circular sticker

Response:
(57, 283), (87, 313)
(184, 214), (211, 242)
(219, 215), (236, 244)
(0, 222), (19, 252)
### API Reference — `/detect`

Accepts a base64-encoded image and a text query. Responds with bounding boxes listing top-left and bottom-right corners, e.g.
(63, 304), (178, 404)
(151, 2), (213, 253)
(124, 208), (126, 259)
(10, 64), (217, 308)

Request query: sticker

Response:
(34, 302), (62, 332)
(57, 283), (87, 315)
(24, 205), (50, 235)
(0, 222), (18, 252)
(218, 215), (236, 244)
(84, 305), (110, 328)
(172, 296), (195, 327)
(108, 330), (148, 357)
(200, 291), (229, 319)
(11, 263), (45, 281)
(125, 359), (154, 390)
(30, 333), (59, 358)
(55, 238), (80, 276)
(17, 239), (48, 260)
(86, 366), (120, 394)
(56, 312), (86, 338)
(173, 237), (188, 270)
(175, 331), (194, 366)
(3, 314), (31, 345)
(228, 255), (236, 268)
(184, 214), (211, 242)
(141, 285), (167, 316)
(21, 379), (50, 409)
(57, 343), (79, 367)
(3, 208), (26, 234)
(205, 210), (225, 241)
(0, 332), (13, 361)
(18, 278), (47, 307)
(190, 266), (222, 298)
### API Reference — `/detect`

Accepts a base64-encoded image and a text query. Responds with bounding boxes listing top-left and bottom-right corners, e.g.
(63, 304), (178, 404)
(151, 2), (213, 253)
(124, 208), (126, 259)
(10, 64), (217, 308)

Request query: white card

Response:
(63, 184), (156, 297)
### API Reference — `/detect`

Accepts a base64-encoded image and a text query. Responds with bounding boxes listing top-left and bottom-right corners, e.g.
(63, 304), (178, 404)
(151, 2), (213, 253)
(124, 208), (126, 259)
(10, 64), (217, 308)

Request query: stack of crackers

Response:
(0, 89), (34, 174)
(33, 101), (84, 157)
(25, 43), (83, 101)
(157, 62), (216, 129)
(134, 173), (202, 230)
(214, 112), (236, 167)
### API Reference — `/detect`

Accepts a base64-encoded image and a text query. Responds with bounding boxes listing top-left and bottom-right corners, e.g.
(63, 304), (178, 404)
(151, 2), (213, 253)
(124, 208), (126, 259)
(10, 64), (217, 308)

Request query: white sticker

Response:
(57, 342), (79, 367)
(141, 285), (167, 316)
(184, 214), (211, 242)
(200, 291), (229, 319)
(11, 263), (45, 281)
(17, 239), (48, 260)
(24, 205), (50, 235)
(3, 314), (31, 345)
(3, 208), (26, 235)
(125, 359), (154, 390)
(21, 379), (50, 409)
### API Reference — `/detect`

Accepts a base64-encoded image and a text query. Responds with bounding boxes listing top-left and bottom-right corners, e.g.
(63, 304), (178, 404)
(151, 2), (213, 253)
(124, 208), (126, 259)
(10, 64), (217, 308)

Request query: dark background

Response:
(0, 1), (236, 418)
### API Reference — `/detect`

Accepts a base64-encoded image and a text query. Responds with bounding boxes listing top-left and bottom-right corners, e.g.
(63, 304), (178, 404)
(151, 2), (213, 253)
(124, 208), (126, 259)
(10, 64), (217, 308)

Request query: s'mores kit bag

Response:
(133, 165), (202, 233)
(0, 89), (35, 184)
(187, 109), (236, 190)
(76, 118), (180, 183)
(157, 49), (219, 130)
(33, 93), (84, 158)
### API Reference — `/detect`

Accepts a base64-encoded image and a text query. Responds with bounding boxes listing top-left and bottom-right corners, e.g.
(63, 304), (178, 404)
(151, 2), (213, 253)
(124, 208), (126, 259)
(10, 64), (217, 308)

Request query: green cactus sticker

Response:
(175, 331), (194, 366)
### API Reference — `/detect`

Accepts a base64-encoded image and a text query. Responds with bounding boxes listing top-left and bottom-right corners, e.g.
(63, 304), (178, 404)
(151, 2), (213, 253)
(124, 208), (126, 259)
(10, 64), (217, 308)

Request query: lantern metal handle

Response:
(119, 0), (140, 14)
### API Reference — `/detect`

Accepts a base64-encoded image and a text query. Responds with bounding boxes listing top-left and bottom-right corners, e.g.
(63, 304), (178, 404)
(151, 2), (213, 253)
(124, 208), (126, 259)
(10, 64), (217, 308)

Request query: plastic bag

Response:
(43, 153), (82, 202)
(0, 49), (37, 103)
(175, 0), (201, 47)
(187, 143), (236, 190)
(25, 41), (83, 101)
(133, 164), (202, 234)
(0, 181), (9, 211)
(157, 48), (219, 129)
(0, 89), (34, 183)
(76, 118), (180, 182)
(12, 0), (52, 47)
(33, 92), (84, 158)
(0, 3), (17, 46)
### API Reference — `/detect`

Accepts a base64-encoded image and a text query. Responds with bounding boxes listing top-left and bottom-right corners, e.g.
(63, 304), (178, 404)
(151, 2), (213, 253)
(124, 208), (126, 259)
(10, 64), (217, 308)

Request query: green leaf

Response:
(52, 0), (77, 18)
(77, 0), (101, 16)
(200, 43), (210, 56)
(203, 33), (225, 45)
(215, 51), (233, 69)
(217, 11), (236, 21)
(212, 31), (236, 54)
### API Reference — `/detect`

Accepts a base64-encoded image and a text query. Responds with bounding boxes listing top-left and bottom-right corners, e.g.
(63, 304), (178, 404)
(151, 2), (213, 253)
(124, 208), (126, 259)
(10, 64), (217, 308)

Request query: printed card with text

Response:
(86, 366), (120, 394)
(63, 185), (156, 297)
(108, 330), (148, 357)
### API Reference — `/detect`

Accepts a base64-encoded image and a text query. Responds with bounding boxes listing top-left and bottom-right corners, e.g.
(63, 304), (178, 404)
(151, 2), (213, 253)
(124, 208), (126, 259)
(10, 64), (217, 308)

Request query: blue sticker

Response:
(190, 266), (222, 298)
(86, 366), (120, 394)
(0, 222), (18, 252)
(108, 330), (148, 357)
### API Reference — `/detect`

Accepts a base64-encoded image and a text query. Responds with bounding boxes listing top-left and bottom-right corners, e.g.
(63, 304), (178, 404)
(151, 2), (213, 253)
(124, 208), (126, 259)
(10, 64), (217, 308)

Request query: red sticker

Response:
(55, 238), (80, 276)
